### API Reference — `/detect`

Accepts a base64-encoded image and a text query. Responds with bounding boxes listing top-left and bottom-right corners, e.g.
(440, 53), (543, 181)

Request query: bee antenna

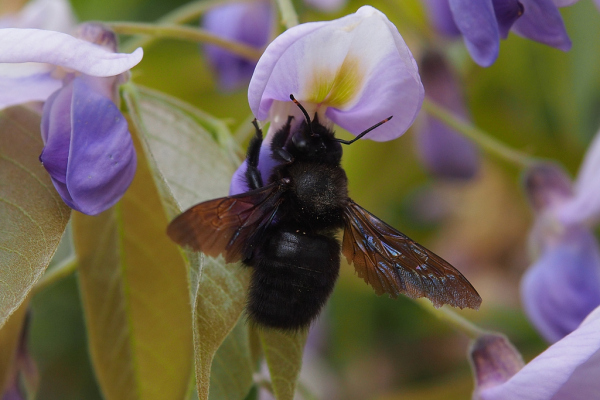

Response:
(290, 94), (316, 136)
(335, 116), (394, 145)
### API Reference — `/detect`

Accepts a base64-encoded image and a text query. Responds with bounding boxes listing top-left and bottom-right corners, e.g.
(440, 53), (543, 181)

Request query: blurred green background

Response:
(22, 0), (600, 398)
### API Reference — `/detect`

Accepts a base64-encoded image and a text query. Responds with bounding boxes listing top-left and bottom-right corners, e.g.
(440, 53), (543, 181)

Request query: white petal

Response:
(481, 305), (600, 400)
(558, 130), (600, 226)
(0, 0), (76, 32)
(0, 72), (61, 109)
(0, 29), (143, 77)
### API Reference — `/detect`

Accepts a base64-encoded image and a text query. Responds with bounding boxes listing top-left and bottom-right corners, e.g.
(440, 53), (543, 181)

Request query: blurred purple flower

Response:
(0, 24), (143, 215)
(417, 50), (480, 180)
(230, 6), (424, 195)
(304, 0), (347, 13)
(521, 132), (600, 342)
(202, 1), (273, 91)
(0, 0), (75, 31)
(424, 0), (574, 67)
(471, 305), (600, 399)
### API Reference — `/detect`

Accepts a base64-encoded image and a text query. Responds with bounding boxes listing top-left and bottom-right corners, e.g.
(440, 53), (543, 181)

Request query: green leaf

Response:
(0, 300), (29, 394)
(0, 106), (70, 329)
(260, 329), (308, 400)
(209, 320), (255, 400)
(73, 131), (193, 400)
(122, 85), (253, 400)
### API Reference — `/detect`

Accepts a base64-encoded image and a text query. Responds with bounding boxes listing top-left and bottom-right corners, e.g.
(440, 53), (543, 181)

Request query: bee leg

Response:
(271, 115), (295, 164)
(245, 119), (264, 190)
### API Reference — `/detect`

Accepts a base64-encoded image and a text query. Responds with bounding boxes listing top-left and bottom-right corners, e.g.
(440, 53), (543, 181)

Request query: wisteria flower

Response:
(521, 131), (600, 342)
(202, 1), (273, 91)
(470, 305), (600, 399)
(417, 50), (479, 180)
(0, 24), (143, 214)
(231, 6), (424, 193)
(424, 0), (572, 67)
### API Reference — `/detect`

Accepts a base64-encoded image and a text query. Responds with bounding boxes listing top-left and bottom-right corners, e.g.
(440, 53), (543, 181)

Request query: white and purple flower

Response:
(231, 6), (424, 194)
(0, 21), (143, 215)
(521, 131), (600, 342)
(424, 0), (573, 67)
(470, 305), (600, 399)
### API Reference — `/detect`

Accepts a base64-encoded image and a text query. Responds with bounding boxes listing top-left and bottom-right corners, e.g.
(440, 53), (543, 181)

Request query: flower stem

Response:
(119, 0), (247, 52)
(422, 99), (536, 168)
(414, 299), (485, 340)
(32, 255), (78, 296)
(107, 22), (262, 61)
(275, 0), (299, 29)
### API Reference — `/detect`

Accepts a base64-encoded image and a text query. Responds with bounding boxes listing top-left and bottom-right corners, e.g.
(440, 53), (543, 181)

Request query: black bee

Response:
(167, 95), (481, 331)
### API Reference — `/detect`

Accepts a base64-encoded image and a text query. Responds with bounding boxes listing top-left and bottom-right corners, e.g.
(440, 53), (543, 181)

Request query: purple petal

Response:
(0, 71), (60, 109)
(64, 77), (136, 215)
(449, 0), (500, 67)
(512, 0), (571, 51)
(249, 6), (423, 142)
(492, 0), (525, 38)
(558, 131), (600, 226)
(0, 29), (143, 76)
(203, 2), (273, 91)
(424, 0), (462, 37)
(479, 305), (600, 400)
(521, 226), (600, 343)
(40, 82), (73, 182)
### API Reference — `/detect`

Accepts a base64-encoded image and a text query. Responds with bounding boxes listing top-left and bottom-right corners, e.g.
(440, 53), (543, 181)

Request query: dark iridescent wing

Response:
(167, 181), (286, 263)
(342, 199), (481, 309)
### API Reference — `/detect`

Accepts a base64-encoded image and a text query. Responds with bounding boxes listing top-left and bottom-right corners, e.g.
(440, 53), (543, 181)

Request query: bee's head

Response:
(288, 94), (393, 156)
(289, 95), (341, 161)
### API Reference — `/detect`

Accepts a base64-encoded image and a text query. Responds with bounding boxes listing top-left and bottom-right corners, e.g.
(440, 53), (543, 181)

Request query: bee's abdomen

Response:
(247, 229), (340, 330)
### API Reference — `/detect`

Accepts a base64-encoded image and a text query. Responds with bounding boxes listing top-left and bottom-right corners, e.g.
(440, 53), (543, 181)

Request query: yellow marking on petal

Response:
(305, 55), (365, 110)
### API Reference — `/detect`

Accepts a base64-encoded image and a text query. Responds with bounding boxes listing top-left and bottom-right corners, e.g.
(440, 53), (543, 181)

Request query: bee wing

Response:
(342, 199), (482, 310)
(167, 181), (285, 263)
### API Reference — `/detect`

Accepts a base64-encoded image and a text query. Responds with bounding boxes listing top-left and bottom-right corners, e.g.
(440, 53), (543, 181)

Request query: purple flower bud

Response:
(474, 305), (600, 400)
(39, 76), (136, 215)
(417, 50), (479, 180)
(423, 0), (575, 67)
(470, 333), (524, 394)
(203, 1), (273, 91)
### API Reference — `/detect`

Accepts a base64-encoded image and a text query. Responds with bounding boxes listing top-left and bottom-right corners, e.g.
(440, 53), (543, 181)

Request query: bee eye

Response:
(292, 131), (308, 151)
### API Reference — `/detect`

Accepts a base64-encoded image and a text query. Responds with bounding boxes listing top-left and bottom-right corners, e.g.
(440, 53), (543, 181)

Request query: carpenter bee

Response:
(167, 95), (481, 331)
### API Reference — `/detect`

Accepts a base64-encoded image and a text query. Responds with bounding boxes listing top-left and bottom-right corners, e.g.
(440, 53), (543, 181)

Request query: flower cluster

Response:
(424, 0), (577, 66)
(0, 0), (142, 215)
